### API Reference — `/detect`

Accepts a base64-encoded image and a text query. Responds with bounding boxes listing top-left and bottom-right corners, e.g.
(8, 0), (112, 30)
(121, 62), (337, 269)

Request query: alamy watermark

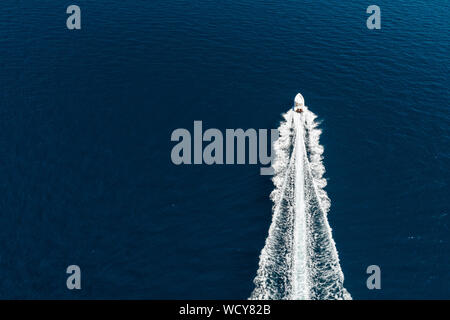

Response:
(367, 5), (381, 30)
(66, 265), (81, 290)
(170, 121), (279, 175)
(65, 5), (380, 31)
(66, 5), (81, 30)
(366, 265), (381, 290)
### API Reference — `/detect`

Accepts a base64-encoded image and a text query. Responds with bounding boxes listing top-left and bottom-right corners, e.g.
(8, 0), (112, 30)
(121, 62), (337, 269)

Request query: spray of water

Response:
(250, 107), (351, 300)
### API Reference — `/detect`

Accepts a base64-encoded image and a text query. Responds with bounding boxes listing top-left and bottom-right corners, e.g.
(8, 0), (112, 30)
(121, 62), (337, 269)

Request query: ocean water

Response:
(0, 0), (448, 299)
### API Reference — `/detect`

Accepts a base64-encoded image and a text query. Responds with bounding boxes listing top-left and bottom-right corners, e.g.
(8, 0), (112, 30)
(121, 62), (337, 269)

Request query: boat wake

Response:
(250, 107), (351, 300)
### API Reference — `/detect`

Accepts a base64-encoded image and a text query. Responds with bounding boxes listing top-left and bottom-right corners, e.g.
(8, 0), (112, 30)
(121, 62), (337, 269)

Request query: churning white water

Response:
(250, 107), (351, 300)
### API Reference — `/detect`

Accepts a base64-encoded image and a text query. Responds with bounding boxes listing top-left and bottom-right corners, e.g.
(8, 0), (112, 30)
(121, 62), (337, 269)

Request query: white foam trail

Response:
(291, 113), (309, 299)
(250, 107), (351, 300)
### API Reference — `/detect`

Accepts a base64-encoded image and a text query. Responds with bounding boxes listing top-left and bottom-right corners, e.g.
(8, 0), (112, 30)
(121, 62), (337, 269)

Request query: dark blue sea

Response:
(0, 0), (448, 299)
